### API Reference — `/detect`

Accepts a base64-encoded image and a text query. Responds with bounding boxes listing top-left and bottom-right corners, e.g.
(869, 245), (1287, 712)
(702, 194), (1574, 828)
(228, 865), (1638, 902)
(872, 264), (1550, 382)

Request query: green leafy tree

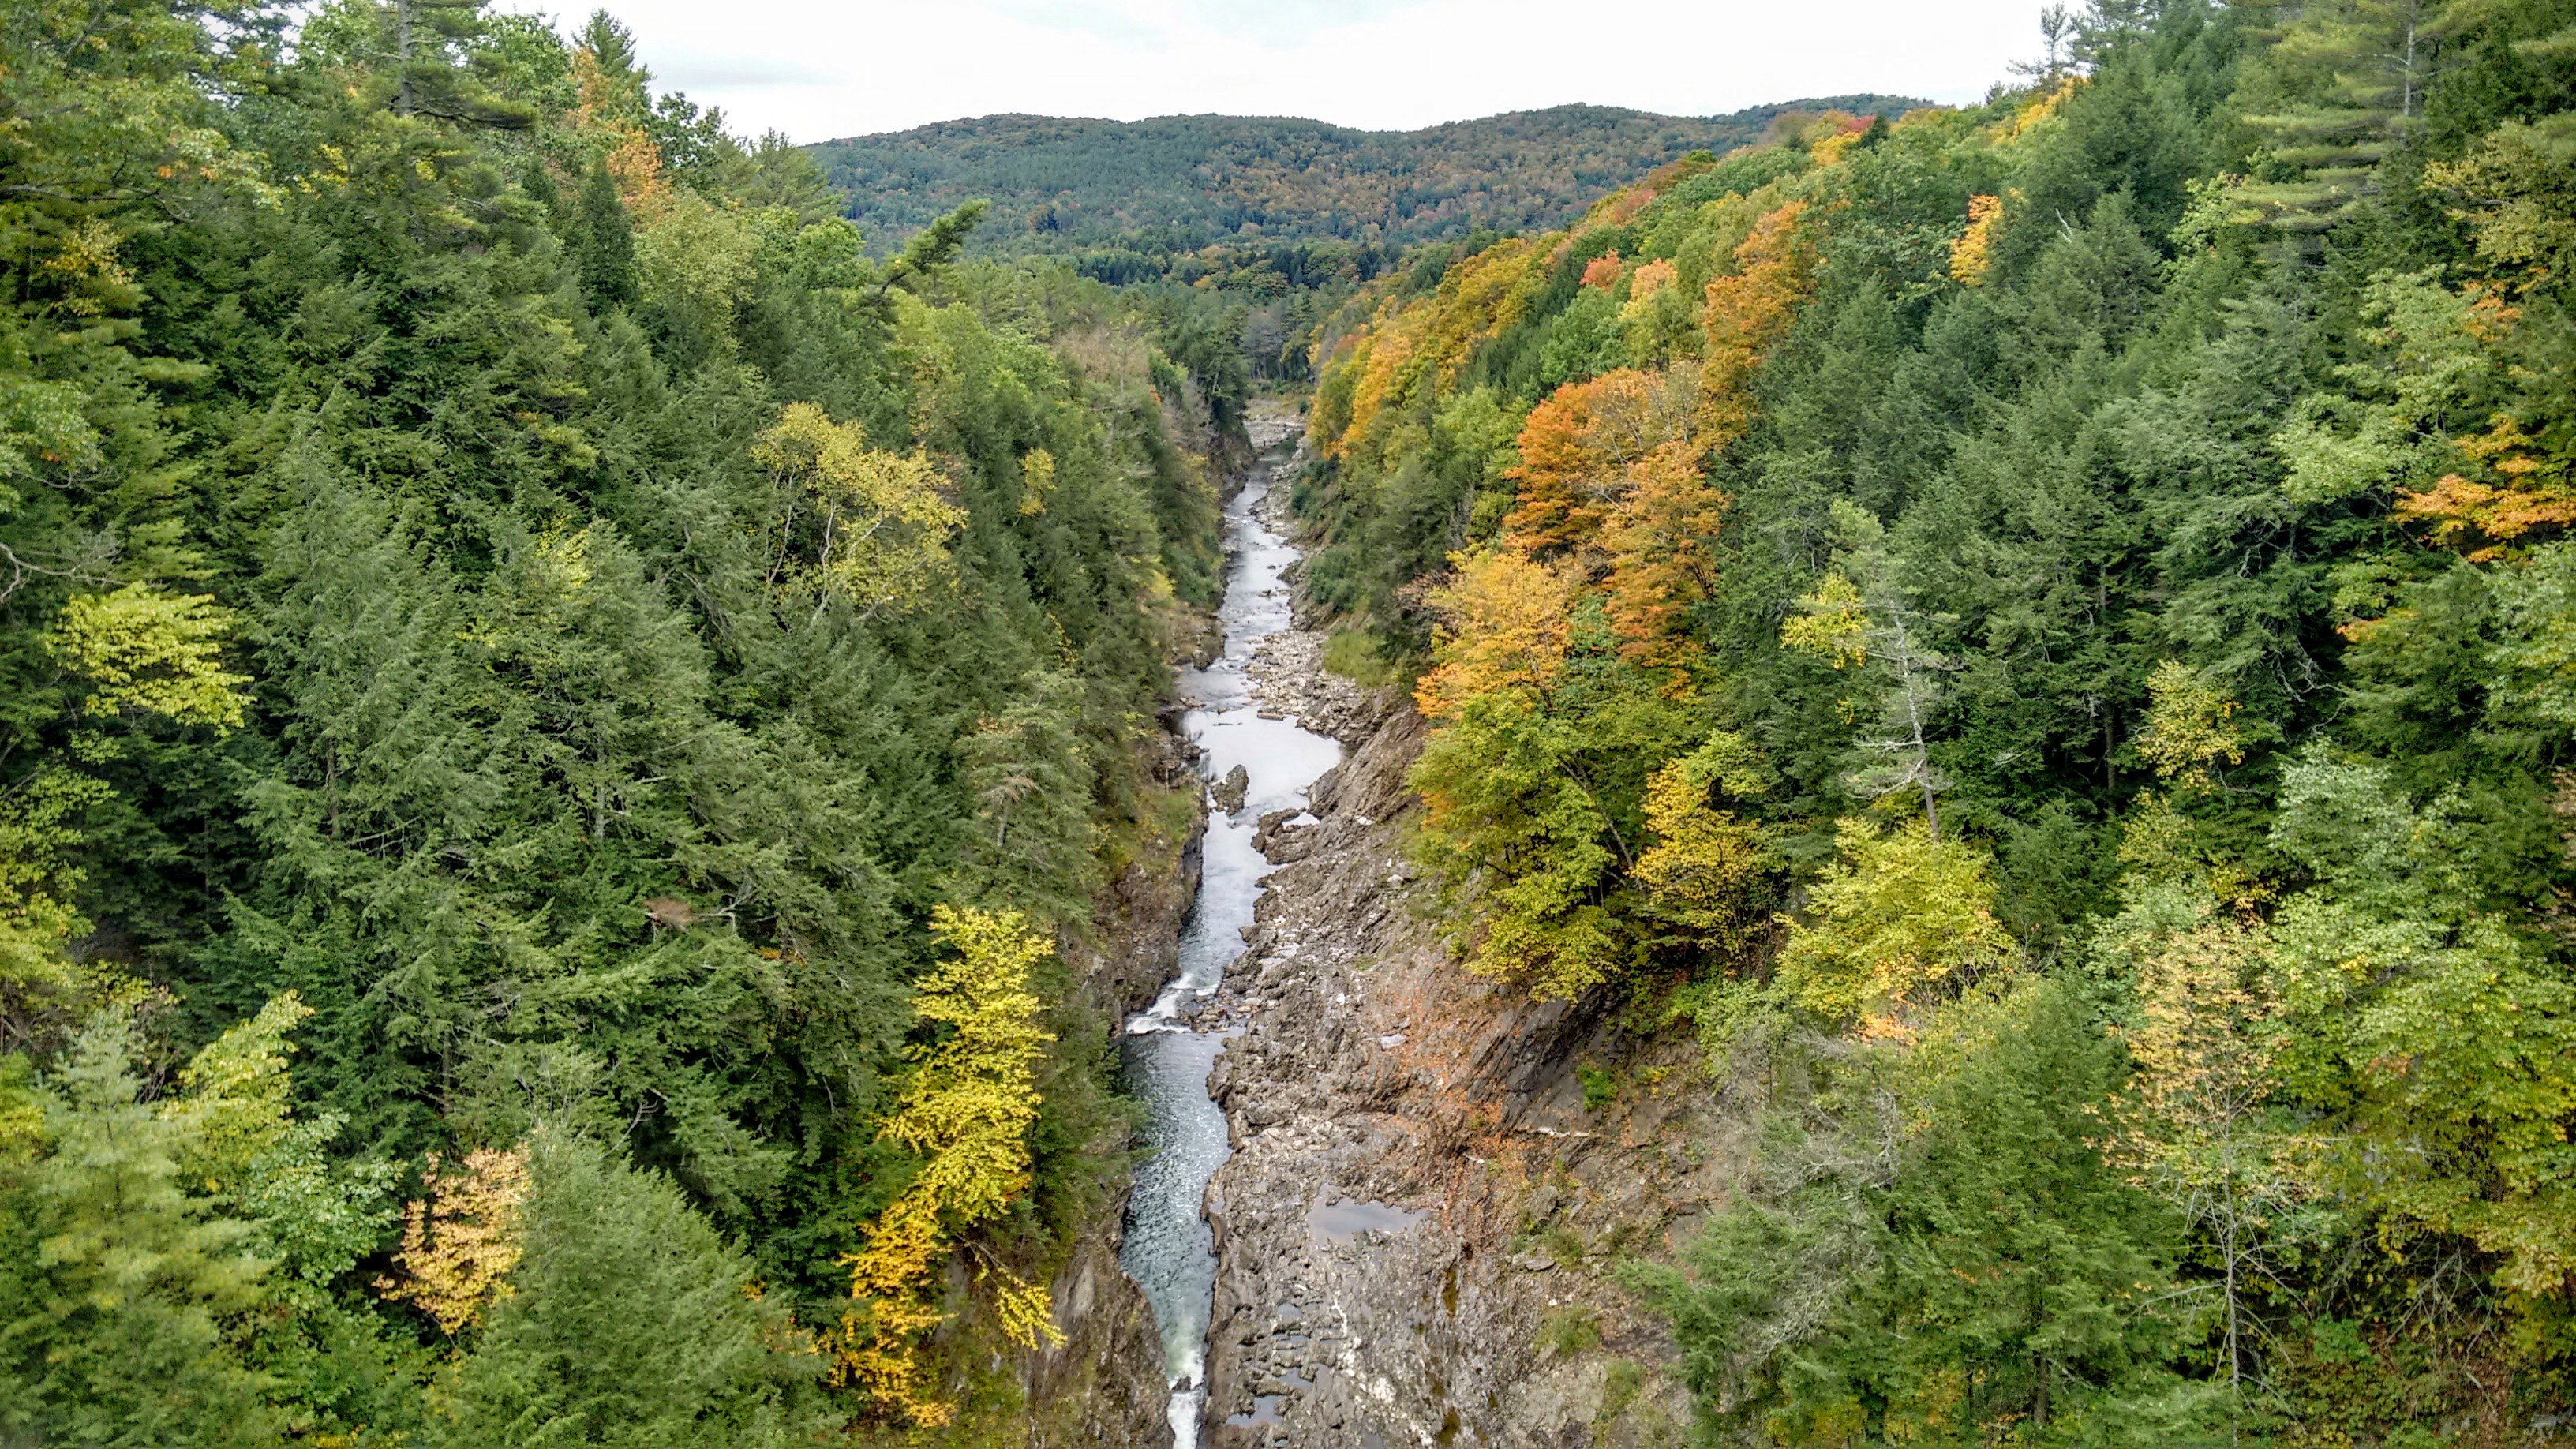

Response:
(1773, 817), (2014, 1034)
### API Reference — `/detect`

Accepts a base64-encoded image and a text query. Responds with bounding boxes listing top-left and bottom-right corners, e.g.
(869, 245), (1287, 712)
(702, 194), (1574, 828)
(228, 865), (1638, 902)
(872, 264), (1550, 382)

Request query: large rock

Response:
(1213, 762), (1250, 815)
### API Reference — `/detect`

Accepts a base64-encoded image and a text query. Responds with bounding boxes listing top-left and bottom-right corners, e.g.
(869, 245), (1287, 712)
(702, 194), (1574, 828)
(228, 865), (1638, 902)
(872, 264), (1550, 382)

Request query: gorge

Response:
(1119, 410), (1343, 1446)
(12, 2), (2576, 1446)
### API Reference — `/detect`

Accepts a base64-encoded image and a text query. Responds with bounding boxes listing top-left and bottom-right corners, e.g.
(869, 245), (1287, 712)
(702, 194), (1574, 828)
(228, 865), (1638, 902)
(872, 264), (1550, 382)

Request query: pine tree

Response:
(2236, 0), (2470, 228)
(0, 1014), (279, 1447)
(440, 1129), (833, 1448)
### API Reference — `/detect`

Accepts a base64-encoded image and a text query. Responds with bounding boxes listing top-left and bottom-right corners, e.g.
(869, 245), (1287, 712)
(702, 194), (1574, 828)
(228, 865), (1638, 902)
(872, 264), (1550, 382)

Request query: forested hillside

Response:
(0, 0), (1235, 1441)
(1299, 0), (2576, 1439)
(806, 101), (1925, 256)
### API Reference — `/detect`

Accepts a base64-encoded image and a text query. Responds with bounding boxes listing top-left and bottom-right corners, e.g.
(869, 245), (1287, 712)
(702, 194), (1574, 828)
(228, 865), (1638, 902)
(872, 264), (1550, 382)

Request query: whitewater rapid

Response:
(1118, 432), (1341, 1449)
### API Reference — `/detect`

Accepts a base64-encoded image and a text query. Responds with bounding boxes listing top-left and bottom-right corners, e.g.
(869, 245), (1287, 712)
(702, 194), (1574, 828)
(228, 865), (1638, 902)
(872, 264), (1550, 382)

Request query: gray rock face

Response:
(1190, 498), (1754, 1447)
(1024, 1210), (1180, 1448)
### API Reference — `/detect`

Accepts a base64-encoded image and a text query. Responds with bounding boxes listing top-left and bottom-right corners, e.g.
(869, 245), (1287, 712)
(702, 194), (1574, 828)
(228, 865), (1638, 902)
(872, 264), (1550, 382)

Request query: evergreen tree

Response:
(440, 1129), (834, 1448)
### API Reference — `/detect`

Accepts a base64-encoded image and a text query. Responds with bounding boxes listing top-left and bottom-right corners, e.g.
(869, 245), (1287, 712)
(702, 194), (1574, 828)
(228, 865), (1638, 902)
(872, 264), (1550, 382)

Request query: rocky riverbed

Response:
(1193, 478), (1754, 1449)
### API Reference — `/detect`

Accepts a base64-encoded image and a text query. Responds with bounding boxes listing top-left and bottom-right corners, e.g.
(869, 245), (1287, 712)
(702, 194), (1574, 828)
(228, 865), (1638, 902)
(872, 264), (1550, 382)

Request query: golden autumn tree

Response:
(833, 904), (1061, 1426)
(753, 402), (966, 618)
(1698, 200), (1818, 446)
(2135, 660), (2246, 789)
(1632, 732), (1771, 961)
(1412, 548), (1576, 724)
(1949, 193), (2006, 286)
(1316, 235), (1548, 464)
(2095, 895), (2292, 1406)
(376, 1144), (532, 1337)
(1330, 301), (1428, 463)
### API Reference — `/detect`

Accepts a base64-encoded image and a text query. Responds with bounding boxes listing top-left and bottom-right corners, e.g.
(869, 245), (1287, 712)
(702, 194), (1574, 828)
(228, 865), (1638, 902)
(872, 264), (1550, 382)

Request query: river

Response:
(1118, 426), (1342, 1448)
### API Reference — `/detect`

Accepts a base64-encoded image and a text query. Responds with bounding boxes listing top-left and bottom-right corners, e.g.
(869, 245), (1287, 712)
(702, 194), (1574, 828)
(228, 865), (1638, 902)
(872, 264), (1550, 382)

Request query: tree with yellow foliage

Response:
(377, 1144), (532, 1337)
(2135, 659), (2245, 790)
(832, 904), (1062, 1425)
(1773, 817), (2012, 1036)
(43, 584), (249, 731)
(1948, 193), (2006, 286)
(1413, 549), (1575, 723)
(753, 402), (966, 620)
(6, 583), (249, 1036)
(2093, 888), (2289, 1411)
(1632, 732), (1771, 963)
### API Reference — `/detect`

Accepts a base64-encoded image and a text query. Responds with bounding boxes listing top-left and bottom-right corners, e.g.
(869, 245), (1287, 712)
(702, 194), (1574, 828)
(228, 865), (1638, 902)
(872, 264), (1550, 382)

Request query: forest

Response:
(1297, 0), (2576, 1439)
(1, 0), (1245, 1441)
(804, 101), (1924, 258)
(14, 0), (2576, 1443)
(806, 103), (1918, 404)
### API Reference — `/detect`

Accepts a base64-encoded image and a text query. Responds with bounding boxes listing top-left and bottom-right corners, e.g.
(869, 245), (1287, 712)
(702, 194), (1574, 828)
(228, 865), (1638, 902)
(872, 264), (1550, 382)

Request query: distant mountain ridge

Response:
(807, 99), (1929, 253)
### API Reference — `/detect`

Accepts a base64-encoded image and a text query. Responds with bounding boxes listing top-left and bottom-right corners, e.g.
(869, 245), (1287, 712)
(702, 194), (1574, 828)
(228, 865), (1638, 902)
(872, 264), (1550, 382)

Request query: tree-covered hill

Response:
(1297, 0), (2576, 1435)
(805, 99), (1927, 253)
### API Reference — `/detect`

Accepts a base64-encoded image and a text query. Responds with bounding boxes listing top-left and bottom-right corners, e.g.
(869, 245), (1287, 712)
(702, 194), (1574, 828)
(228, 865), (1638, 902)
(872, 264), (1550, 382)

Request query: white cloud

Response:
(506, 0), (2049, 142)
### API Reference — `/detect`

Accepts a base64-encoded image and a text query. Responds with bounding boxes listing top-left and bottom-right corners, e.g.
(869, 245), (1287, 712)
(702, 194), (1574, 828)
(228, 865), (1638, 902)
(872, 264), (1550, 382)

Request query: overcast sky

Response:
(511, 0), (2052, 143)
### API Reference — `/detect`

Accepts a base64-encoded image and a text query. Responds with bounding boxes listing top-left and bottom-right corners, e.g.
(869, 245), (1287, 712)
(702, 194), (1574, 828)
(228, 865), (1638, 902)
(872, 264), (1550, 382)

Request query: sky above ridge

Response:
(532, 0), (2054, 142)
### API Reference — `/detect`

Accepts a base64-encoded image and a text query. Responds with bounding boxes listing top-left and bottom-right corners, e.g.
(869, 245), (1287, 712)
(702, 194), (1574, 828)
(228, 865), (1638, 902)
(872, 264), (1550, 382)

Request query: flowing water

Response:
(1120, 436), (1342, 1448)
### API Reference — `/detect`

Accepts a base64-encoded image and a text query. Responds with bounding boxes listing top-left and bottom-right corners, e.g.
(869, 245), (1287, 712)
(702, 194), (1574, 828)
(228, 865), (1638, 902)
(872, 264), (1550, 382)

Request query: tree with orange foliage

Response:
(1314, 237), (1545, 467)
(1627, 258), (1678, 304)
(1698, 201), (1818, 445)
(2394, 413), (2576, 560)
(1500, 367), (1693, 556)
(1600, 441), (1728, 686)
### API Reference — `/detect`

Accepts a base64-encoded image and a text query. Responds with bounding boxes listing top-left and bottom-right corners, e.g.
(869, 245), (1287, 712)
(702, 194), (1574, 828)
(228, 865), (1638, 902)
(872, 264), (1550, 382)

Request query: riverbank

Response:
(1193, 480), (1747, 1448)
